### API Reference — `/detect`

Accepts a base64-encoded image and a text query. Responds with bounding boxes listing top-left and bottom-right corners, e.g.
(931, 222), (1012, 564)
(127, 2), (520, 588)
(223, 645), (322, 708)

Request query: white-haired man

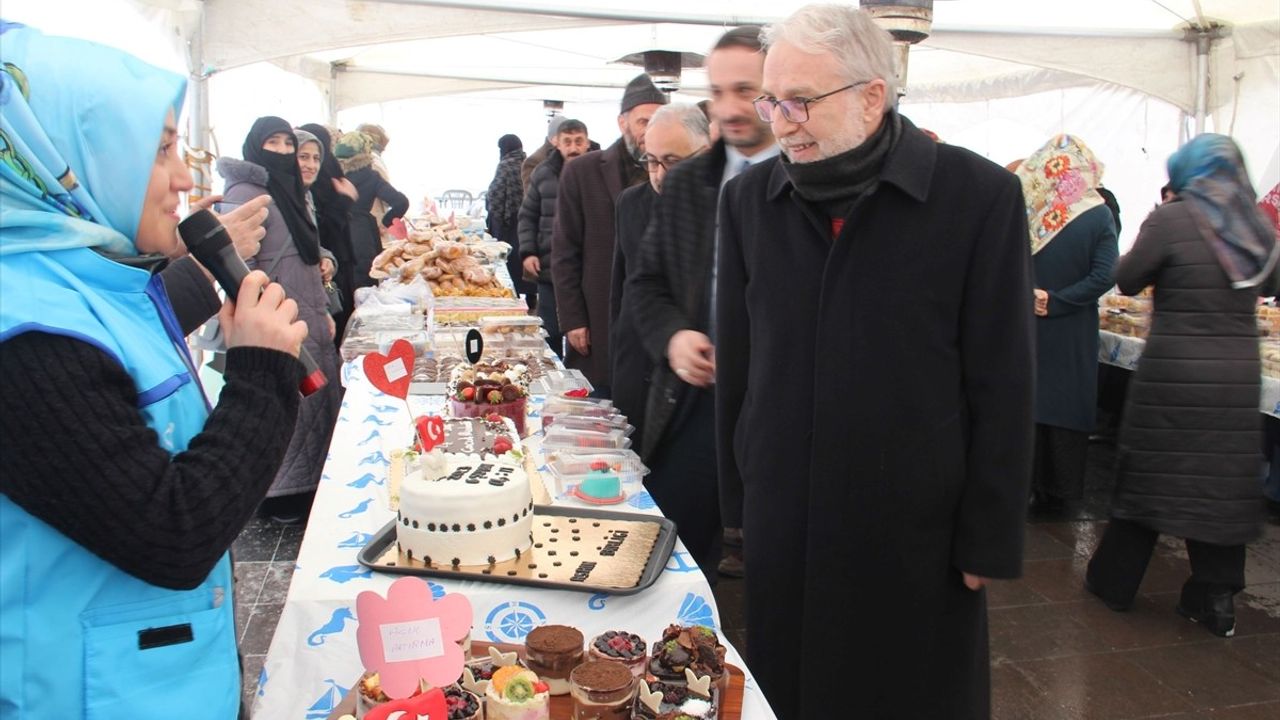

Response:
(715, 6), (1034, 717)
(608, 102), (714, 578)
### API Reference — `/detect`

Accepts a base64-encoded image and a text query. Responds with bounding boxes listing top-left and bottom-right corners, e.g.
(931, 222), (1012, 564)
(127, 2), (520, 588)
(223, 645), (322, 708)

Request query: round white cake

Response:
(396, 451), (534, 567)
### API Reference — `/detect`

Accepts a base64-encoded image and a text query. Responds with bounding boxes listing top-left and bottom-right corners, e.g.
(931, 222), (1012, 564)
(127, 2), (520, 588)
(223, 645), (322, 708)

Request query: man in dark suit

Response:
(715, 6), (1034, 718)
(552, 74), (667, 396)
(609, 103), (711, 517)
(623, 27), (779, 584)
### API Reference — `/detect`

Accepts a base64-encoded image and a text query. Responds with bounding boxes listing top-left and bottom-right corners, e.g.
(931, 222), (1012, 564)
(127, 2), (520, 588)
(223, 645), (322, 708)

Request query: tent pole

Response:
(329, 63), (340, 128)
(188, 4), (212, 202)
(1193, 28), (1211, 135)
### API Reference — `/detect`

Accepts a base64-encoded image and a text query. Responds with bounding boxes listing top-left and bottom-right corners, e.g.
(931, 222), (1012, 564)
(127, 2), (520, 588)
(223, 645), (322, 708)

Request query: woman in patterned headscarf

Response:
(1015, 135), (1119, 514)
(1086, 134), (1278, 637)
(0, 22), (306, 715)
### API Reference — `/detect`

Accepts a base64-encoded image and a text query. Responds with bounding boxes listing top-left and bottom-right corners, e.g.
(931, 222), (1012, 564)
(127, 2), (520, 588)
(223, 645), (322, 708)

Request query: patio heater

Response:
(614, 50), (705, 93)
(860, 0), (935, 97)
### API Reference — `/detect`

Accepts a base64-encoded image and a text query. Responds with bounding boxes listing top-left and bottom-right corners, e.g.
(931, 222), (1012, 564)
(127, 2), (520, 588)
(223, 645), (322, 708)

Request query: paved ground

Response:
(233, 438), (1280, 717)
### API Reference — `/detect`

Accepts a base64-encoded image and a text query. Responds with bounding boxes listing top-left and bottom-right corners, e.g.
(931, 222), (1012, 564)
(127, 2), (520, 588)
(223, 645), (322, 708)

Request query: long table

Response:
(251, 364), (776, 718)
(1098, 329), (1280, 417)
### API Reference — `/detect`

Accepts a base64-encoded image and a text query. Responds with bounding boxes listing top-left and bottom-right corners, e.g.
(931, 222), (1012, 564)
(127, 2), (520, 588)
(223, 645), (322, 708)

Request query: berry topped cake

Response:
(447, 361), (531, 437)
(588, 630), (647, 676)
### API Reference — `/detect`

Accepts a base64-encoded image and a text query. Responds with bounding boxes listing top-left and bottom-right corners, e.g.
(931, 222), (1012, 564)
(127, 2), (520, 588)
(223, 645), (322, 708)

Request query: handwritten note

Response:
(379, 618), (444, 663)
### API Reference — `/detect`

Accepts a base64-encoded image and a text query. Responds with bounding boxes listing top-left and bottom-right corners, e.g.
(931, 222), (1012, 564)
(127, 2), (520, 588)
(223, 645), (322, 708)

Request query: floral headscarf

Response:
(1167, 134), (1277, 289)
(1016, 135), (1106, 255)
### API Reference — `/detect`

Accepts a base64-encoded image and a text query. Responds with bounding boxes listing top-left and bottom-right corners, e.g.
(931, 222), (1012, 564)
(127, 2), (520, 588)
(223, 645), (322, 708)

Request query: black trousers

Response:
(536, 282), (563, 359)
(644, 388), (722, 586)
(1031, 423), (1089, 500)
(1087, 517), (1246, 606)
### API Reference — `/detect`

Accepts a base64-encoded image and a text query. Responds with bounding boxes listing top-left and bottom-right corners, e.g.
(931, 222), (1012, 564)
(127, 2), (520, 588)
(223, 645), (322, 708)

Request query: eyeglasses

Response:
(752, 81), (870, 123)
(640, 146), (709, 172)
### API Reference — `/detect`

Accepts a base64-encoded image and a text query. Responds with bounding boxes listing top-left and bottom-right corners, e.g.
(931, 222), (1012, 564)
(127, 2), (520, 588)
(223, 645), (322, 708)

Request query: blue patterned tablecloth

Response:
(1098, 330), (1280, 418)
(252, 362), (775, 718)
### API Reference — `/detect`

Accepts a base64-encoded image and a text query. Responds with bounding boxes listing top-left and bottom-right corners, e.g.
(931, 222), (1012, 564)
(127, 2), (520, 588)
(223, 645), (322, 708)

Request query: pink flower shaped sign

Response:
(356, 577), (473, 698)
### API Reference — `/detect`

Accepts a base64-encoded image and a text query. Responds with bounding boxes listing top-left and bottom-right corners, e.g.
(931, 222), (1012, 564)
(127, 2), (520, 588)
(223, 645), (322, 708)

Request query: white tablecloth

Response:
(1098, 329), (1280, 417)
(252, 364), (776, 719)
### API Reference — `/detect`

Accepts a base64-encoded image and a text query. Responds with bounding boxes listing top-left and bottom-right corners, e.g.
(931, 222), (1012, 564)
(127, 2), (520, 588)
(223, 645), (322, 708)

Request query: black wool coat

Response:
(552, 138), (647, 388)
(624, 142), (726, 463)
(1032, 203), (1118, 431)
(1111, 200), (1276, 546)
(716, 120), (1035, 719)
(609, 181), (658, 446)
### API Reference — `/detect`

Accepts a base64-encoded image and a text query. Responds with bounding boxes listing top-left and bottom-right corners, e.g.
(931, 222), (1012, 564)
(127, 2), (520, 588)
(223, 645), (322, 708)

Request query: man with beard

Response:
(519, 119), (590, 358)
(623, 26), (778, 583)
(609, 103), (711, 492)
(552, 74), (667, 395)
(716, 6), (1034, 718)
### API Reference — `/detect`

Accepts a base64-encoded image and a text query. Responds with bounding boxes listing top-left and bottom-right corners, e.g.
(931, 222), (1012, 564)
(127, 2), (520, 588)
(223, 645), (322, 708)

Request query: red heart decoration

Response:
(365, 687), (446, 720)
(415, 415), (445, 452)
(362, 339), (415, 399)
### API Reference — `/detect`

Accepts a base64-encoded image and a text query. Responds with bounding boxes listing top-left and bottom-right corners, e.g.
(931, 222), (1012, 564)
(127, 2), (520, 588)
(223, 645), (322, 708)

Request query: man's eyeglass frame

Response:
(752, 80), (871, 124)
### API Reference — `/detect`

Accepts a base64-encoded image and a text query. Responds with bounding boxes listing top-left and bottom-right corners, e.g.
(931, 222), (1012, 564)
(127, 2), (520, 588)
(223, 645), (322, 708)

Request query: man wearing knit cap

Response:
(551, 73), (667, 394)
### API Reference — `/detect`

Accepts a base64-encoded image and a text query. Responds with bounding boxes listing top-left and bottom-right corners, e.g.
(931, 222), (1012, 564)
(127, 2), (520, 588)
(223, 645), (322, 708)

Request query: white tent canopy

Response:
(7, 0), (1276, 245)
(139, 0), (1278, 115)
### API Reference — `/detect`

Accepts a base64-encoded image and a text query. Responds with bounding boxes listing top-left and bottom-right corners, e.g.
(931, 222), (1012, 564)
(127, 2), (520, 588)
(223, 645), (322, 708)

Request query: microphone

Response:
(179, 209), (328, 396)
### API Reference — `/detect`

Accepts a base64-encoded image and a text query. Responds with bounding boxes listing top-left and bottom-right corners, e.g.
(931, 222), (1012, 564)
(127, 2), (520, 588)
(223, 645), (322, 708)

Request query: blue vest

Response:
(0, 249), (240, 718)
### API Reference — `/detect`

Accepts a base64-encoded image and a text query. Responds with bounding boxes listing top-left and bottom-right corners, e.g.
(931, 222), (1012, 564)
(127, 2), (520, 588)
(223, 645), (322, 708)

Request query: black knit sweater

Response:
(0, 335), (302, 590)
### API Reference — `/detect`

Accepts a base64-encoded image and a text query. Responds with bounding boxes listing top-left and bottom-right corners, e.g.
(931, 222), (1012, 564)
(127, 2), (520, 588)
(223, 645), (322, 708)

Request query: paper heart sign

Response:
(363, 688), (446, 720)
(414, 415), (445, 452)
(363, 340), (415, 399)
(356, 576), (473, 697)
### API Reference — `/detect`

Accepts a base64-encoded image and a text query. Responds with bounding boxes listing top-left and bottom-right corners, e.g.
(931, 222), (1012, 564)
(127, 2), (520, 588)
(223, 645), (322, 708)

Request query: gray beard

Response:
(624, 133), (643, 161)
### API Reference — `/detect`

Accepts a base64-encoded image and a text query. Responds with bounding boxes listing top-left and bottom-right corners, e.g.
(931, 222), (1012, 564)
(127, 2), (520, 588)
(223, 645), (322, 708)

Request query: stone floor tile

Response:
(240, 604), (284, 656)
(1042, 521), (1107, 558)
(258, 561), (297, 605)
(712, 577), (747, 632)
(1018, 556), (1094, 603)
(1062, 594), (1205, 651)
(1024, 524), (1080, 561)
(232, 522), (283, 562)
(1207, 702), (1280, 718)
(234, 560), (269, 609)
(992, 663), (1070, 720)
(1016, 652), (1198, 719)
(274, 524), (306, 562)
(1223, 633), (1280, 685)
(1125, 642), (1280, 709)
(240, 653), (266, 712)
(1238, 581), (1280, 620)
(988, 577), (1052, 609)
(989, 603), (1111, 663)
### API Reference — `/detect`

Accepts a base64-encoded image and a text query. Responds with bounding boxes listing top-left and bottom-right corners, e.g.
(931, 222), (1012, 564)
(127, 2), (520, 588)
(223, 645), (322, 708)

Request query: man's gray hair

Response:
(649, 103), (711, 146)
(762, 4), (898, 110)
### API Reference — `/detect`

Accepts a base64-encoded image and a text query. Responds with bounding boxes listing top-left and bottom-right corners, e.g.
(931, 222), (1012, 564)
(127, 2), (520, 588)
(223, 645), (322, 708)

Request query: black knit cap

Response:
(620, 73), (668, 114)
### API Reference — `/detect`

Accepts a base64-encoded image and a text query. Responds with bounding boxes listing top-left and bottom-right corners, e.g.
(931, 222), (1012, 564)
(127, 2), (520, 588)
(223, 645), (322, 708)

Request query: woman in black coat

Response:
(1016, 135), (1118, 512)
(298, 123), (359, 343)
(334, 131), (409, 290)
(1086, 134), (1280, 637)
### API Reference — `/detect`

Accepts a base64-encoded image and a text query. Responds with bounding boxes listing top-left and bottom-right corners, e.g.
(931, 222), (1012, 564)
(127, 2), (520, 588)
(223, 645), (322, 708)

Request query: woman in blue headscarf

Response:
(0, 23), (307, 716)
(1086, 134), (1279, 638)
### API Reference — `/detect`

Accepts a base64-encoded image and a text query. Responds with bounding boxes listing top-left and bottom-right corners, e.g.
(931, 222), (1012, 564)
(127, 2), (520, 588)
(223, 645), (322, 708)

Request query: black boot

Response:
(1176, 583), (1236, 638)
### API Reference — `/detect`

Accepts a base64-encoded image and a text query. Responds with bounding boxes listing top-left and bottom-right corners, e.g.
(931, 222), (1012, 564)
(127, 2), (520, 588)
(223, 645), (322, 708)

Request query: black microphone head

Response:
(178, 209), (231, 258)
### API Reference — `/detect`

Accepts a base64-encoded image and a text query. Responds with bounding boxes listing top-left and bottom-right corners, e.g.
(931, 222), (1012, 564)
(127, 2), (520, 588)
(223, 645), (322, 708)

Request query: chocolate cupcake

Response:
(523, 624), (584, 696)
(569, 660), (637, 720)
(588, 630), (647, 676)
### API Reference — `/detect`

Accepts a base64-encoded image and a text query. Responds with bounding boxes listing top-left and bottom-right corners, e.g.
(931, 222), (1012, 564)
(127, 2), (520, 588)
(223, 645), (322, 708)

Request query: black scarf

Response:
(242, 116), (321, 265)
(299, 123), (355, 262)
(783, 109), (902, 219)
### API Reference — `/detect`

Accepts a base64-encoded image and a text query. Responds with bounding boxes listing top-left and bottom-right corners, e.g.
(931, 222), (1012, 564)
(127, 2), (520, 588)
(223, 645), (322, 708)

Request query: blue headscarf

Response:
(0, 21), (186, 257)
(1167, 133), (1278, 289)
